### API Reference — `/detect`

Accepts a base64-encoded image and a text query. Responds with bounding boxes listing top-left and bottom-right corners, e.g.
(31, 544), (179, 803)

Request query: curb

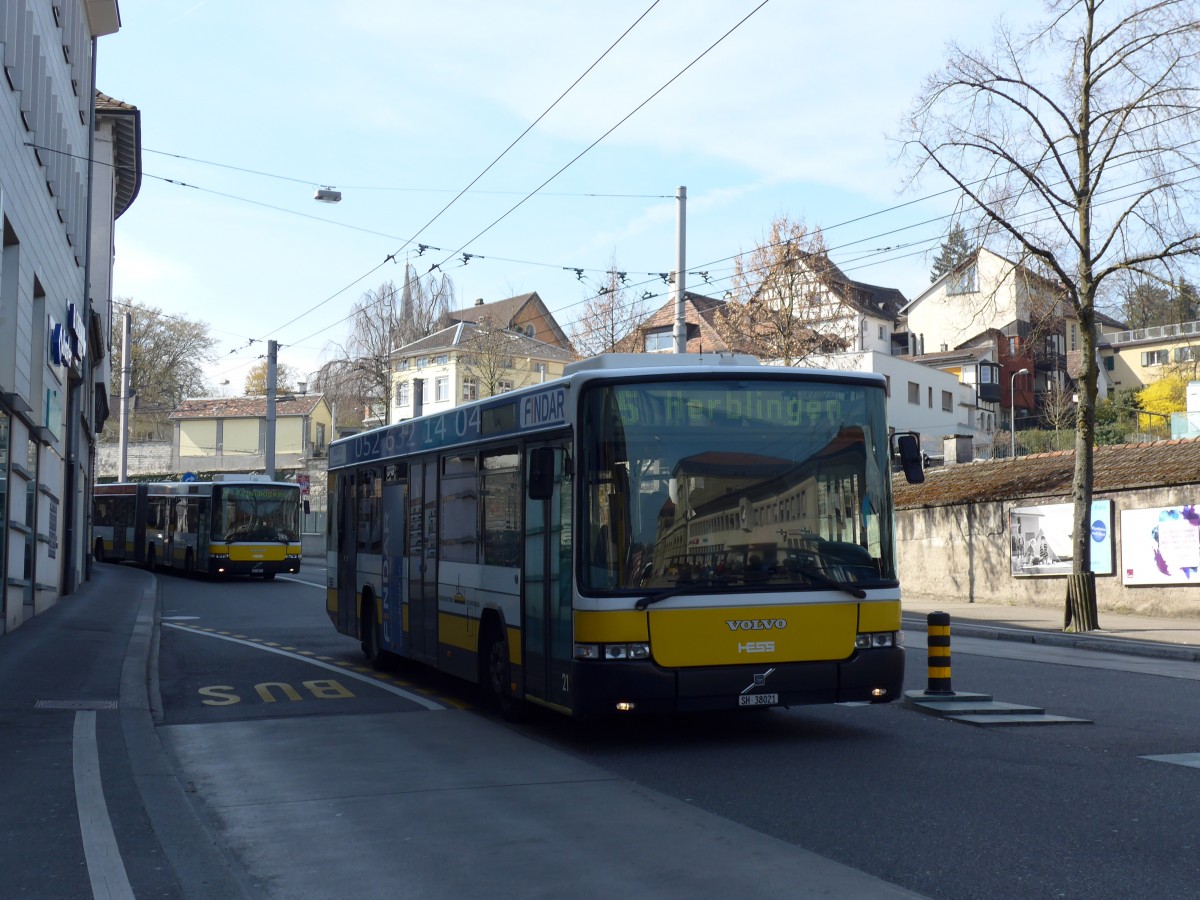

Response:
(900, 614), (1200, 663)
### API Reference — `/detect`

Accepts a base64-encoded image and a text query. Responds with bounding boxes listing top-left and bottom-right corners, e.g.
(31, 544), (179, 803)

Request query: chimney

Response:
(943, 434), (974, 466)
(475, 298), (485, 306)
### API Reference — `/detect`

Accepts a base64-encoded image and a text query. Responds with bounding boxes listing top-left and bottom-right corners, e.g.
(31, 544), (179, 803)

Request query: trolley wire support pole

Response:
(924, 611), (953, 695)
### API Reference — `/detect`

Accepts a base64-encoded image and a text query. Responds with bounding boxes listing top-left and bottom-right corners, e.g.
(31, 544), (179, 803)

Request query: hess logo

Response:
(725, 619), (787, 631)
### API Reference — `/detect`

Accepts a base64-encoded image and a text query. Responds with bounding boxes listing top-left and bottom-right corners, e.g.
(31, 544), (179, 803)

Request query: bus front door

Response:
(523, 443), (573, 710)
(335, 472), (356, 635)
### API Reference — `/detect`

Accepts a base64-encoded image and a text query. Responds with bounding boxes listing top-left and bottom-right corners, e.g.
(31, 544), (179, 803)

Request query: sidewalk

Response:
(901, 596), (1200, 662)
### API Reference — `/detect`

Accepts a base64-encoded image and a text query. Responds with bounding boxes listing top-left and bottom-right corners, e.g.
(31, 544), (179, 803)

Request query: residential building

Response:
(1098, 318), (1200, 391)
(0, 2), (129, 632)
(390, 321), (574, 424)
(902, 248), (1124, 432)
(167, 394), (334, 475)
(802, 350), (975, 459)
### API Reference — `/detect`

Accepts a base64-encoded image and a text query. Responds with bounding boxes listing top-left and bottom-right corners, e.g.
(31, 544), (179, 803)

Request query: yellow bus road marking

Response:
(163, 624), (446, 710)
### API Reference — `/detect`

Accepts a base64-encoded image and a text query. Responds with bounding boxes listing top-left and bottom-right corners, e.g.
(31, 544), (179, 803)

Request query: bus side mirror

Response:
(528, 447), (554, 500)
(893, 432), (925, 484)
(303, 499), (311, 515)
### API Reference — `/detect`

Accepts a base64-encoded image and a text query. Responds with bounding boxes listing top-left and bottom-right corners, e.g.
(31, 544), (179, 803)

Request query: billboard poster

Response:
(1009, 500), (1114, 577)
(1120, 505), (1200, 586)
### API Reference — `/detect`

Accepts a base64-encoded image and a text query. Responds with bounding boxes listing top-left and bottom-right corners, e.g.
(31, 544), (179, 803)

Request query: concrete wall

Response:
(896, 484), (1200, 619)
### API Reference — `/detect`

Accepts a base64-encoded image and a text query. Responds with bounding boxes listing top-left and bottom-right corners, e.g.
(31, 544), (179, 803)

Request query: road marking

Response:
(73, 711), (135, 899)
(278, 574), (325, 588)
(163, 623), (447, 710)
(1141, 752), (1200, 769)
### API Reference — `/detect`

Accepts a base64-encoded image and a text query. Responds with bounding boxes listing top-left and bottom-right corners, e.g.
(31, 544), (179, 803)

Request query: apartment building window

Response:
(1069, 322), (1079, 352)
(434, 376), (450, 402)
(946, 263), (978, 295)
(417, 357), (429, 369)
(1175, 346), (1198, 363)
(878, 324), (887, 340)
(1141, 349), (1169, 366)
(397, 359), (409, 371)
(436, 354), (449, 365)
(497, 380), (514, 394)
(942, 390), (953, 412)
(398, 381), (410, 407)
(462, 378), (478, 401)
(928, 386), (933, 408)
(908, 381), (920, 405)
(1104, 356), (1115, 371)
(645, 329), (673, 352)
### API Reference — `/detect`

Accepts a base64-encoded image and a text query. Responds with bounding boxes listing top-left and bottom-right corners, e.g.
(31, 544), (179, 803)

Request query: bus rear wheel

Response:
(184, 549), (195, 576)
(93, 538), (104, 563)
(146, 546), (157, 571)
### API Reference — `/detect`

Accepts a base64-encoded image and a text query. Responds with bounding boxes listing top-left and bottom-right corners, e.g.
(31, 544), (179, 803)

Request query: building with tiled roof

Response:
(613, 292), (734, 354)
(168, 394), (333, 474)
(389, 322), (574, 424)
(443, 292), (573, 351)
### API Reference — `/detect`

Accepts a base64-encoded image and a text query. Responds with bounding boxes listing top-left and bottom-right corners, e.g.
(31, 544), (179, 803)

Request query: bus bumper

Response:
(569, 648), (904, 716)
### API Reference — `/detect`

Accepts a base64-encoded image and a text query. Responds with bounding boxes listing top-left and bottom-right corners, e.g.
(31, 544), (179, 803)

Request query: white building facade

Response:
(0, 2), (130, 632)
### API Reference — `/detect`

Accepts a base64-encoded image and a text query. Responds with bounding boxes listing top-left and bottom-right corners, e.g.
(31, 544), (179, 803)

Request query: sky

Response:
(96, 0), (1045, 394)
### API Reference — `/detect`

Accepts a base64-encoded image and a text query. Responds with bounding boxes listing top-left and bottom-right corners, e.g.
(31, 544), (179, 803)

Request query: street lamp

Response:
(1011, 368), (1029, 457)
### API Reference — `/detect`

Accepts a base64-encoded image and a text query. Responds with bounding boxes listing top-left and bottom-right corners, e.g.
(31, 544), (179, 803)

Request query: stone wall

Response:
(896, 484), (1200, 619)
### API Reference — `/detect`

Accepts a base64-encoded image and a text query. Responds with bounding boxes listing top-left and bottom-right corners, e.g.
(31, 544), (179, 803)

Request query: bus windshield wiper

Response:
(634, 584), (721, 610)
(789, 563), (867, 599)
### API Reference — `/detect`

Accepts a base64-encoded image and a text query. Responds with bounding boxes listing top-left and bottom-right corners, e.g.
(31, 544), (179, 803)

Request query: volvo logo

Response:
(725, 619), (787, 631)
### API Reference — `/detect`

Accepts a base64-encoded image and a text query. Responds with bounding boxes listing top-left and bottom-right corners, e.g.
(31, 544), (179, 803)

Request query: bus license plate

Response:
(738, 693), (778, 707)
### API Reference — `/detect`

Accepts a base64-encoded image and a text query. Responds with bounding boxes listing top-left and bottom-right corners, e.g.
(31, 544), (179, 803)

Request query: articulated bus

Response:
(92, 475), (303, 578)
(326, 353), (922, 716)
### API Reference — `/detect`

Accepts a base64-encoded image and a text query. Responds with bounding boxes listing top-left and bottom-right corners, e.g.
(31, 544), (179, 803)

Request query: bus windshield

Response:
(579, 378), (895, 594)
(216, 485), (302, 543)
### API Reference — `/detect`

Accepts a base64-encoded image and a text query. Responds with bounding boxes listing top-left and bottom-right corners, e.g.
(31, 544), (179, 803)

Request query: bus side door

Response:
(407, 459), (439, 665)
(523, 442), (573, 709)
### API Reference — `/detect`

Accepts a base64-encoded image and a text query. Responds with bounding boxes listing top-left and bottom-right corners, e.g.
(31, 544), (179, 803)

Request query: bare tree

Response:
(717, 216), (854, 364)
(458, 318), (535, 398)
(568, 254), (646, 358)
(102, 300), (217, 442)
(902, 0), (1200, 630)
(324, 265), (456, 418)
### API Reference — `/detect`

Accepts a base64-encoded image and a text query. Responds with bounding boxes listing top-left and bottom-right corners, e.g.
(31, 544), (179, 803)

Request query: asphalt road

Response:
(5, 560), (1198, 899)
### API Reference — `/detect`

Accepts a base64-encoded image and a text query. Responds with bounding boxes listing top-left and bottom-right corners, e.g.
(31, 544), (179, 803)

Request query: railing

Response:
(1101, 320), (1200, 346)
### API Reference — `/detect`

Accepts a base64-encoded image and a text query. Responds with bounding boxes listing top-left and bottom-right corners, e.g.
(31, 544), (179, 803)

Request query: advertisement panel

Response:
(1009, 500), (1114, 577)
(1120, 505), (1200, 585)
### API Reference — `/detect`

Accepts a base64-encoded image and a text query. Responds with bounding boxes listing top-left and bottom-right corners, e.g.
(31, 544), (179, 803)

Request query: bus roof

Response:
(329, 354), (887, 470)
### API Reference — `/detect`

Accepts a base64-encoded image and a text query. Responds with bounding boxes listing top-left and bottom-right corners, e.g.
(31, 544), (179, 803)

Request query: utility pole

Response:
(265, 339), (277, 480)
(118, 312), (131, 480)
(672, 185), (688, 353)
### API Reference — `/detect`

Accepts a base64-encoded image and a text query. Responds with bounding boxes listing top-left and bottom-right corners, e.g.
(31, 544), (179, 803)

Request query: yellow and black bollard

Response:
(925, 611), (953, 695)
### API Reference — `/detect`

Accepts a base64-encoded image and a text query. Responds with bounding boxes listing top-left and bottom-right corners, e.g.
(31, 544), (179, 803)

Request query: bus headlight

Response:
(576, 642), (651, 661)
(855, 632), (898, 649)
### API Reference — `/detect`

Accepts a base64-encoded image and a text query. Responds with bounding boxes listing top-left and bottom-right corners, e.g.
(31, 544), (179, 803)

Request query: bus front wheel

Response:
(146, 546), (157, 571)
(93, 539), (104, 563)
(481, 620), (520, 719)
(361, 596), (384, 669)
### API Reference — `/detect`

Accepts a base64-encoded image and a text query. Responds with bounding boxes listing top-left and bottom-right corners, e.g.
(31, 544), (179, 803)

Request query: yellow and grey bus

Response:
(93, 475), (302, 578)
(326, 353), (922, 716)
